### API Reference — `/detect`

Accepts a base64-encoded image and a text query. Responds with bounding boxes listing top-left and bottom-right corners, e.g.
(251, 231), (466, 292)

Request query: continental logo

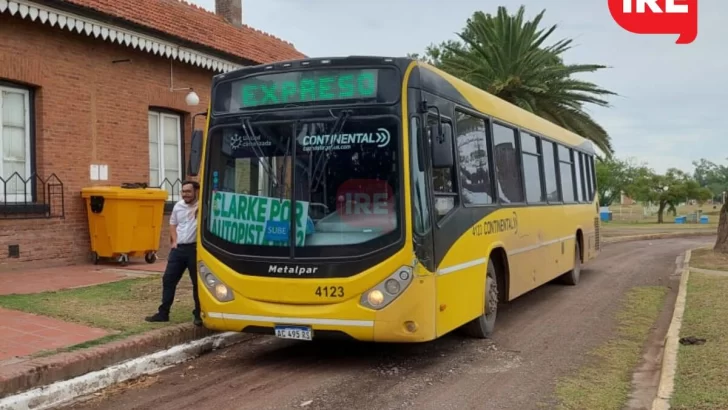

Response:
(472, 212), (518, 236)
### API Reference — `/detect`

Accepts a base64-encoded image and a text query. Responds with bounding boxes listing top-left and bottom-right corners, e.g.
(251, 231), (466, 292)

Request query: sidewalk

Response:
(0, 262), (164, 363)
(0, 257), (249, 405)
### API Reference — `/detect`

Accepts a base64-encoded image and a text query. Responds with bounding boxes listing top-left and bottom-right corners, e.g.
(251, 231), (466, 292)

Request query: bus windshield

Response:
(203, 112), (402, 259)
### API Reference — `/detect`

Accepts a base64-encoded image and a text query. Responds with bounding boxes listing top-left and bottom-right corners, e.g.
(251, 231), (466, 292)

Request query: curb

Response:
(0, 323), (251, 400)
(650, 248), (694, 410)
(0, 330), (255, 410)
(602, 231), (715, 244)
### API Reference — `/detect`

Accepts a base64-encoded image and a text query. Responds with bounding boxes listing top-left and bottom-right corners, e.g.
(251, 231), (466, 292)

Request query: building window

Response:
(149, 111), (182, 201)
(0, 85), (31, 203)
(492, 123), (524, 203)
(455, 111), (493, 206)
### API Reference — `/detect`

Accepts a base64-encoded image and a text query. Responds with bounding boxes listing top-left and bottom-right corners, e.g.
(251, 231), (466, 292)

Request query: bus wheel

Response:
(561, 242), (582, 286)
(463, 259), (499, 339)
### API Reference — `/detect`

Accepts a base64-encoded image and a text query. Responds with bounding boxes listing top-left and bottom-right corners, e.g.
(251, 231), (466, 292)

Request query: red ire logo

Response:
(336, 179), (396, 231)
(608, 0), (698, 44)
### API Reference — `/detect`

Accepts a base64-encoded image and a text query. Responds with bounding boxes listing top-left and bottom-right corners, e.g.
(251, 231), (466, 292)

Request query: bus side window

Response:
(428, 116), (458, 221)
(455, 111), (493, 206)
(410, 116), (431, 235)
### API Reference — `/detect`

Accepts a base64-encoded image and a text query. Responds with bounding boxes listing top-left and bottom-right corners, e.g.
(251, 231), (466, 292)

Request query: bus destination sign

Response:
(234, 68), (380, 108)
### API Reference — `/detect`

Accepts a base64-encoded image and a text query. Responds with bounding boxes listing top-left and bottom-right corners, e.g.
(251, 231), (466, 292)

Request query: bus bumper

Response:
(200, 274), (438, 343)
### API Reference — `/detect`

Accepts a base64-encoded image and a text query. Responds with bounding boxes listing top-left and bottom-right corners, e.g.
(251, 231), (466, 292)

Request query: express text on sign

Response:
(237, 69), (380, 108)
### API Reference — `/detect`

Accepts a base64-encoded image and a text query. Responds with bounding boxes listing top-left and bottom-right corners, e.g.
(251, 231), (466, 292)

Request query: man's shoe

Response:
(145, 312), (169, 322)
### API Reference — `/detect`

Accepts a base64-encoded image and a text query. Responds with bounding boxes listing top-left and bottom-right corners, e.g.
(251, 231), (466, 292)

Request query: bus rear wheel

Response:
(561, 242), (582, 286)
(463, 259), (499, 339)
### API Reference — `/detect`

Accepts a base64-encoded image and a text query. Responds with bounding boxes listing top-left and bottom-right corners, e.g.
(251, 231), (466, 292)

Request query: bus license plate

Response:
(274, 325), (313, 341)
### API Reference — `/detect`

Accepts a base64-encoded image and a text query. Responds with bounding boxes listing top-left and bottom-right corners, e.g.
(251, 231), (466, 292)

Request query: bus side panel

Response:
(504, 208), (545, 301)
(508, 204), (596, 300)
(535, 205), (577, 286)
(435, 261), (486, 338)
(434, 208), (523, 337)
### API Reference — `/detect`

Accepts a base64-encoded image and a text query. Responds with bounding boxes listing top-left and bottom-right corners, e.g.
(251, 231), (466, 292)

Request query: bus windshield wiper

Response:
(310, 109), (352, 192)
(241, 117), (283, 190)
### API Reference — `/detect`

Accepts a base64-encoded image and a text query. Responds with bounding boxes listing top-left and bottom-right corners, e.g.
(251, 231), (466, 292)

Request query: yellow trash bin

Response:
(81, 185), (169, 266)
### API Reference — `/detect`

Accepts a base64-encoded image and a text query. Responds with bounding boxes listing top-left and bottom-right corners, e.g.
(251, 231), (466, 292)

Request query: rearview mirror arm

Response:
(418, 101), (443, 140)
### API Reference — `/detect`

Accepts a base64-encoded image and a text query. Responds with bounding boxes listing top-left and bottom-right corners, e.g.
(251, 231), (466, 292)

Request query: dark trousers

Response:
(158, 243), (200, 319)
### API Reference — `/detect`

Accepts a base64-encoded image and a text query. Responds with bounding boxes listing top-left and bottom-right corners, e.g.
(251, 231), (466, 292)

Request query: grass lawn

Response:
(608, 204), (720, 225)
(689, 248), (728, 271)
(0, 276), (196, 356)
(553, 286), (667, 410)
(670, 249), (728, 410)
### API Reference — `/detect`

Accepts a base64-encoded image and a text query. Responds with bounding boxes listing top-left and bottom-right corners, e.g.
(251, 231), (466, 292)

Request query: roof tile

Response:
(58, 0), (306, 64)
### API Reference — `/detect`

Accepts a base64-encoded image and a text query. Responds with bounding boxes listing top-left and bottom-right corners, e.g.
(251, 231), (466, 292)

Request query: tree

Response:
(629, 168), (713, 223)
(689, 158), (728, 253)
(411, 6), (617, 155)
(595, 157), (643, 207)
(693, 159), (728, 253)
(692, 158), (728, 202)
(716, 201), (728, 253)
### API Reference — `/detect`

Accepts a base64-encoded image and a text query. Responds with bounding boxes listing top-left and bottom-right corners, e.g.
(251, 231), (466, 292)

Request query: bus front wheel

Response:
(463, 259), (499, 339)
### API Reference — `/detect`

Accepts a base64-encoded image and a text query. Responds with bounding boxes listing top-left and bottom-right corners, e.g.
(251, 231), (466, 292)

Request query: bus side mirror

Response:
(431, 123), (454, 169)
(188, 129), (203, 177)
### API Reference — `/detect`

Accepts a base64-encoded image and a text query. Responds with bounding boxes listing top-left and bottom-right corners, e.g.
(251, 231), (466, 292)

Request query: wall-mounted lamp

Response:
(169, 60), (200, 107)
(184, 90), (200, 106)
(170, 87), (199, 107)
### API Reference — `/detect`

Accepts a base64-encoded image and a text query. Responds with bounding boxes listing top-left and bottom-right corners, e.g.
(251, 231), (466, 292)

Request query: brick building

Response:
(0, 0), (305, 271)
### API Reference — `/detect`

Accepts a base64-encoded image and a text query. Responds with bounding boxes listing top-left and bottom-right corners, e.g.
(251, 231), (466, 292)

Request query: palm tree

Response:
(415, 6), (617, 155)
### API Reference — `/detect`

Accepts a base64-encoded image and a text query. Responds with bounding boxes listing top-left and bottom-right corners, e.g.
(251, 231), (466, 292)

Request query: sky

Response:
(191, 0), (727, 175)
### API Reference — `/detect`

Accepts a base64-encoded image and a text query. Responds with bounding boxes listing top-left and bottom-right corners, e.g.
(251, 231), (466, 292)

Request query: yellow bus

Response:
(188, 56), (601, 343)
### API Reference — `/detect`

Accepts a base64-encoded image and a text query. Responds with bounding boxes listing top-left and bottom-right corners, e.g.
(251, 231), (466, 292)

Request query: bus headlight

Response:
(360, 266), (413, 310)
(198, 261), (234, 302)
(385, 279), (400, 294)
(367, 290), (385, 306)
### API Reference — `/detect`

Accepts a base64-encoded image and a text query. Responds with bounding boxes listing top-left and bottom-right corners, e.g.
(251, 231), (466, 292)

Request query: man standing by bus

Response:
(145, 180), (202, 326)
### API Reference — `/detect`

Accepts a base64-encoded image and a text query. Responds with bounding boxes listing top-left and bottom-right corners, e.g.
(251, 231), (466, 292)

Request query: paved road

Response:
(63, 237), (712, 410)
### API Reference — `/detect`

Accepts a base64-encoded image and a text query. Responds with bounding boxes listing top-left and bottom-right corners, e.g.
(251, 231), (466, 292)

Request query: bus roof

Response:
(212, 55), (597, 155)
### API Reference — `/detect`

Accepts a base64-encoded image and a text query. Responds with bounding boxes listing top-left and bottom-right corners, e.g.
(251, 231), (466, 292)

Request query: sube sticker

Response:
(608, 0), (698, 44)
